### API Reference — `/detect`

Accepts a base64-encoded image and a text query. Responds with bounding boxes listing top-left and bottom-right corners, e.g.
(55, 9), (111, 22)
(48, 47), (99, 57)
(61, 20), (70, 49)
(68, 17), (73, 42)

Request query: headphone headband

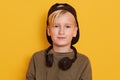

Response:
(45, 46), (77, 70)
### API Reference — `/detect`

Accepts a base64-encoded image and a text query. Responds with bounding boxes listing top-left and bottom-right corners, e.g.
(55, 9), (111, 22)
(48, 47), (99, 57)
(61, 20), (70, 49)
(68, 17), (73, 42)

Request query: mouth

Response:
(57, 37), (66, 39)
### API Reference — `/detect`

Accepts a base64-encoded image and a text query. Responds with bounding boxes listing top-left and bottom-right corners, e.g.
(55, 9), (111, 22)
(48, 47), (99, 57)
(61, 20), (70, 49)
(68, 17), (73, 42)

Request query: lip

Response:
(57, 37), (66, 39)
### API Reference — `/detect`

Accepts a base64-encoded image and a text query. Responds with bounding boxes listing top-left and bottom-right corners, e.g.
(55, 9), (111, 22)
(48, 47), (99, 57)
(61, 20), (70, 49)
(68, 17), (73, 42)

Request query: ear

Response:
(73, 27), (78, 37)
(47, 26), (51, 36)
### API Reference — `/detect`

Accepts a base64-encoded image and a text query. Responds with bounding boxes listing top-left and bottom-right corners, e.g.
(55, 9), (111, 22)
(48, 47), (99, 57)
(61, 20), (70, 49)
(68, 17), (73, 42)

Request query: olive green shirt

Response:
(26, 49), (92, 80)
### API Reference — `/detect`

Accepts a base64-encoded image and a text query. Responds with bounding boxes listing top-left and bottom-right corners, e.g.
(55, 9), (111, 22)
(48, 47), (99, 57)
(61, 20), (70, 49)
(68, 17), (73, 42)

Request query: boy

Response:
(26, 3), (92, 80)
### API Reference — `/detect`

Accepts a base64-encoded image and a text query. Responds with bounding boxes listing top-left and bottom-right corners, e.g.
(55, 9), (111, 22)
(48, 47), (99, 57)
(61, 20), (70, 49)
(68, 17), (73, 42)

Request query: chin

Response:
(54, 43), (70, 47)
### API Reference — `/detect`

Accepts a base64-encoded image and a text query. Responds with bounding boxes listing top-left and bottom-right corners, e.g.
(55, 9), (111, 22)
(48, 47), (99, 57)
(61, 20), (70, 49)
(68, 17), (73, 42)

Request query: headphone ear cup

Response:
(58, 57), (72, 70)
(46, 54), (53, 67)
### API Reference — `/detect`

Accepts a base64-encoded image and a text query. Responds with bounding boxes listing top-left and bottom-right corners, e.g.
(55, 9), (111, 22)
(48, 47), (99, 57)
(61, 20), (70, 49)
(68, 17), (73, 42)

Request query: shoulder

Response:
(76, 52), (91, 65)
(33, 49), (46, 56)
(31, 49), (46, 60)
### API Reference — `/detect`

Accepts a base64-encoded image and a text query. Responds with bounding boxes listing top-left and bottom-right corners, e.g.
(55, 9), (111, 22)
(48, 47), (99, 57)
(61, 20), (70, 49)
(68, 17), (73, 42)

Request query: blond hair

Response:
(48, 10), (68, 25)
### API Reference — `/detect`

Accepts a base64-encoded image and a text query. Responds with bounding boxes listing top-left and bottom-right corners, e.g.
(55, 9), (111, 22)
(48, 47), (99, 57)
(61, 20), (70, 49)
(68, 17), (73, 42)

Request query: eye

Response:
(54, 25), (59, 28)
(66, 26), (71, 28)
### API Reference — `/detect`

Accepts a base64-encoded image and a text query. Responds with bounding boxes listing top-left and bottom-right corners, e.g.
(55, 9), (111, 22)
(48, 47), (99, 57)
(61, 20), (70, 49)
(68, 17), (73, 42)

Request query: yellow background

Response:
(0, 0), (120, 80)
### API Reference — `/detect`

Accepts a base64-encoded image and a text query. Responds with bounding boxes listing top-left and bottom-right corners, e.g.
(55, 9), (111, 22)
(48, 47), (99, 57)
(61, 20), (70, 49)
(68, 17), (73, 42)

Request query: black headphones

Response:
(45, 46), (77, 71)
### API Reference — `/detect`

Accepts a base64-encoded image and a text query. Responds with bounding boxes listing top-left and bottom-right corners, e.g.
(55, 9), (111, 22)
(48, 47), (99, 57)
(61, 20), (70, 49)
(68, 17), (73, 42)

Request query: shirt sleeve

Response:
(80, 58), (92, 80)
(26, 55), (36, 80)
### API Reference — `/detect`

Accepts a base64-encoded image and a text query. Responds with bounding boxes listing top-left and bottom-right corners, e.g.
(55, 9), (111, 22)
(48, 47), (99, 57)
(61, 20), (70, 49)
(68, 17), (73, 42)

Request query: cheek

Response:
(67, 29), (76, 35)
(66, 30), (74, 38)
(73, 28), (78, 37)
(50, 29), (58, 37)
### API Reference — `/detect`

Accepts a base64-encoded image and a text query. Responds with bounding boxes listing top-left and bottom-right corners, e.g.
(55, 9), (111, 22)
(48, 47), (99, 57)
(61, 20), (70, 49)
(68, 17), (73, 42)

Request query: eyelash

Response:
(66, 26), (71, 28)
(54, 25), (71, 28)
(54, 25), (59, 28)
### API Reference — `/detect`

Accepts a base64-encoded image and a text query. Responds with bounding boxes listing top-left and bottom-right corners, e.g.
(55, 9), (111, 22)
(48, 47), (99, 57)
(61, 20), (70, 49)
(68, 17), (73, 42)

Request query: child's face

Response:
(47, 12), (78, 47)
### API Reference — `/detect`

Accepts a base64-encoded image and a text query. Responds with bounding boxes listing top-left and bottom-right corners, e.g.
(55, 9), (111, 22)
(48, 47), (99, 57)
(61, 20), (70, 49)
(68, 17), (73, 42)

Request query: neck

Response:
(52, 45), (72, 53)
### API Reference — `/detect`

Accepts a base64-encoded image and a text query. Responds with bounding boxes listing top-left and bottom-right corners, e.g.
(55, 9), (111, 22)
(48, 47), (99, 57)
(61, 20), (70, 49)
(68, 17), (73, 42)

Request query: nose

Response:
(59, 27), (65, 35)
